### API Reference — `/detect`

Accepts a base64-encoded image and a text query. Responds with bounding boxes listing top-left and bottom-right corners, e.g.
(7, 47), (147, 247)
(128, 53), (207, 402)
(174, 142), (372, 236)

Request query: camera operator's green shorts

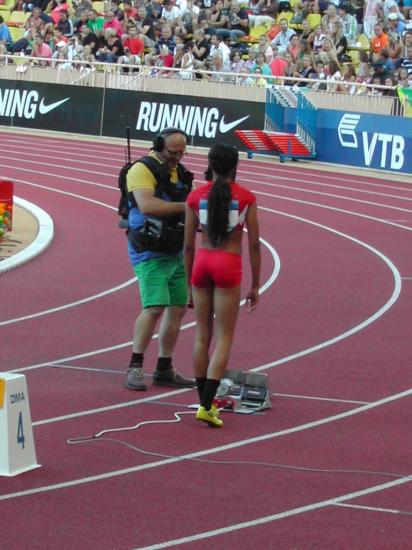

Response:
(134, 256), (187, 308)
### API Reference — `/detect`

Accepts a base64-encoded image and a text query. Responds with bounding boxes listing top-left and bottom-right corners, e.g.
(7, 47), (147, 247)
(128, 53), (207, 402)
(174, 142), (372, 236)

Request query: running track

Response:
(1, 130), (411, 549)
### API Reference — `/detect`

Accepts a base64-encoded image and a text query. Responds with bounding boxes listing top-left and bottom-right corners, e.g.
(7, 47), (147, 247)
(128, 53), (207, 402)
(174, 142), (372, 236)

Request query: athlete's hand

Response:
(187, 286), (194, 309)
(246, 288), (259, 312)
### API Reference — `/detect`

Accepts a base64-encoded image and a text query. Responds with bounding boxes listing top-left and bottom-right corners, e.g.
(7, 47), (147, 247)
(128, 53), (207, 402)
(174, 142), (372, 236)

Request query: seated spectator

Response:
(357, 50), (371, 80)
(331, 20), (350, 62)
(80, 43), (95, 69)
(216, 0), (249, 44)
(387, 12), (406, 40)
(316, 36), (338, 64)
(50, 0), (73, 26)
(287, 33), (300, 61)
(203, 50), (233, 81)
(247, 66), (268, 86)
(312, 25), (326, 52)
(74, 11), (89, 34)
(179, 0), (199, 35)
(326, 59), (343, 91)
(25, 6), (53, 36)
(155, 43), (174, 74)
(363, 0), (380, 39)
(192, 27), (210, 67)
(252, 50), (273, 77)
(271, 17), (296, 54)
(398, 66), (412, 86)
(103, 10), (123, 38)
(370, 22), (389, 62)
(57, 10), (74, 38)
(87, 9), (105, 35)
(270, 50), (288, 77)
(117, 49), (141, 72)
(31, 33), (52, 65)
(338, 3), (358, 45)
(0, 15), (12, 50)
(321, 3), (339, 35)
(178, 41), (195, 79)
(156, 24), (176, 54)
(294, 52), (316, 84)
(158, 0), (181, 27)
(256, 34), (274, 64)
(244, 47), (257, 71)
(300, 19), (315, 47)
(230, 49), (245, 75)
(400, 31), (412, 58)
(373, 47), (396, 77)
(81, 23), (99, 55)
(74, 0), (93, 19)
(209, 33), (231, 64)
(400, 44), (412, 75)
(122, 25), (144, 58)
(96, 27), (124, 63)
(311, 59), (328, 89)
(341, 62), (359, 93)
(135, 4), (156, 48)
(208, 0), (229, 32)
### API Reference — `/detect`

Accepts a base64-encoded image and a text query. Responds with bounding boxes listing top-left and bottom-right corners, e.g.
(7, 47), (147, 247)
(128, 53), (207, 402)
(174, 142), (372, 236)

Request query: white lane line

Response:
(0, 165), (115, 190)
(134, 475), (412, 550)
(0, 155), (114, 178)
(10, 203), (401, 399)
(333, 502), (410, 516)
(251, 206), (401, 373)
(250, 180), (412, 214)
(0, 197), (54, 275)
(254, 190), (412, 234)
(32, 387), (192, 426)
(272, 393), (369, 405)
(0, 277), (136, 326)
(9, 231), (277, 372)
(1, 387), (411, 502)
(2, 136), (412, 193)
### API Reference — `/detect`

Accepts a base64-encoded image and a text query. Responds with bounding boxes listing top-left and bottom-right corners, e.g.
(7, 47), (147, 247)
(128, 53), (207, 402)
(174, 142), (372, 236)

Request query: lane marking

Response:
(334, 502), (411, 516)
(1, 387), (411, 502)
(133, 475), (412, 549)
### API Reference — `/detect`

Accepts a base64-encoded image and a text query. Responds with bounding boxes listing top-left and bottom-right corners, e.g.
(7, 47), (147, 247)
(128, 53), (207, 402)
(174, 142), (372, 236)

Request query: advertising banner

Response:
(316, 109), (412, 174)
(0, 81), (102, 135)
(102, 90), (265, 148)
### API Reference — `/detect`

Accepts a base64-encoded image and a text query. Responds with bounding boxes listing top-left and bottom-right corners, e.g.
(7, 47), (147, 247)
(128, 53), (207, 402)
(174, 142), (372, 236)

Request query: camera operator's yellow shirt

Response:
(126, 152), (178, 193)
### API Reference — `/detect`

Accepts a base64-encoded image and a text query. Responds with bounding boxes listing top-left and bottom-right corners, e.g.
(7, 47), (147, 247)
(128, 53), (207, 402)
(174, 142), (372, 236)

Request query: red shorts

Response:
(191, 249), (242, 289)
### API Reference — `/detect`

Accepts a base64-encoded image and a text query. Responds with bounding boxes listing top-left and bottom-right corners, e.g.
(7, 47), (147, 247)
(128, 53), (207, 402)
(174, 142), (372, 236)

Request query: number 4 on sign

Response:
(17, 412), (25, 450)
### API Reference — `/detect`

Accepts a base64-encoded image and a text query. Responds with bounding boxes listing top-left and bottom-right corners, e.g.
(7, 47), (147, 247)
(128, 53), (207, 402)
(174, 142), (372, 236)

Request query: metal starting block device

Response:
(214, 369), (272, 414)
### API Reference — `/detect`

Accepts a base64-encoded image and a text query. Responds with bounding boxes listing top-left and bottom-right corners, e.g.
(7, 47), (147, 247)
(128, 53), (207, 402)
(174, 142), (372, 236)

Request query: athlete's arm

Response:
(183, 203), (198, 302)
(133, 188), (185, 216)
(245, 202), (261, 311)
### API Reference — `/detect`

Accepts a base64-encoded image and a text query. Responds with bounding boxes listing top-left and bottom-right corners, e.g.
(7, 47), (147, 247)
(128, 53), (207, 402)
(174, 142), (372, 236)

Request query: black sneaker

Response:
(152, 367), (196, 388)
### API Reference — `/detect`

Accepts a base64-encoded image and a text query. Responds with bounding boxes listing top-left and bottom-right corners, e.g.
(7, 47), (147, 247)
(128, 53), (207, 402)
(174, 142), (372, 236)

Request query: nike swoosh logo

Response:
(38, 97), (70, 115)
(219, 115), (250, 133)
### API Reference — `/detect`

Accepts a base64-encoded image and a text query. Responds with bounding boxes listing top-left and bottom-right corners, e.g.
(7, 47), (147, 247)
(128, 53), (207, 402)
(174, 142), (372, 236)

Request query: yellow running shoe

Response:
(196, 405), (223, 428)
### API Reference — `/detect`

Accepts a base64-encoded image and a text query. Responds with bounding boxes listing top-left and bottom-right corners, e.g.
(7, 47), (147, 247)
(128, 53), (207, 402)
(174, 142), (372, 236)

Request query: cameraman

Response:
(125, 129), (196, 391)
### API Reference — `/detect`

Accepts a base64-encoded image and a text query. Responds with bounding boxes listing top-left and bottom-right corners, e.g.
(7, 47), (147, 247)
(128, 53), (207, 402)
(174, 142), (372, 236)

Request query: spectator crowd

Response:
(0, 0), (411, 92)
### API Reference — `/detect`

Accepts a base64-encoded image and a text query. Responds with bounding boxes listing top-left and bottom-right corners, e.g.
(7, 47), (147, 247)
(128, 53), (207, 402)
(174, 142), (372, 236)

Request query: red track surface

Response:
(1, 130), (412, 549)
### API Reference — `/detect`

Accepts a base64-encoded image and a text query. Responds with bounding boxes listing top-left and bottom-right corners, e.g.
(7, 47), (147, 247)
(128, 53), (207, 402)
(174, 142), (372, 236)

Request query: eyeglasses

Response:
(164, 146), (186, 158)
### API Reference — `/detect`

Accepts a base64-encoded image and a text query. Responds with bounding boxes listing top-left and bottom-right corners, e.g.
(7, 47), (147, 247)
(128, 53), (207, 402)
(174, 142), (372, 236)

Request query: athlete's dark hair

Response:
(206, 143), (239, 248)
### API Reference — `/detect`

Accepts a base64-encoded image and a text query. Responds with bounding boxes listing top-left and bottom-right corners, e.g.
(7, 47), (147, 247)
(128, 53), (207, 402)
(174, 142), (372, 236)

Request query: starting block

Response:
(215, 369), (272, 414)
(0, 373), (40, 476)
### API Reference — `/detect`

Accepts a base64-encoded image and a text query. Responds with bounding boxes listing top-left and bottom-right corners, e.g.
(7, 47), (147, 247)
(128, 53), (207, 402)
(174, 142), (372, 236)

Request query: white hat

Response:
(388, 13), (398, 20)
(56, 40), (67, 48)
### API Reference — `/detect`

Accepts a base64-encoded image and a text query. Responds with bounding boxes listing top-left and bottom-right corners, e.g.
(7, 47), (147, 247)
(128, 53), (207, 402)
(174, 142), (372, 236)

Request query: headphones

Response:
(152, 127), (188, 152)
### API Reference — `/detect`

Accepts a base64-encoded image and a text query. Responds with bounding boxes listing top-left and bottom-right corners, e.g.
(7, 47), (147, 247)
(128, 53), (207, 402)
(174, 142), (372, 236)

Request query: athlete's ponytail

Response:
(206, 144), (239, 248)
